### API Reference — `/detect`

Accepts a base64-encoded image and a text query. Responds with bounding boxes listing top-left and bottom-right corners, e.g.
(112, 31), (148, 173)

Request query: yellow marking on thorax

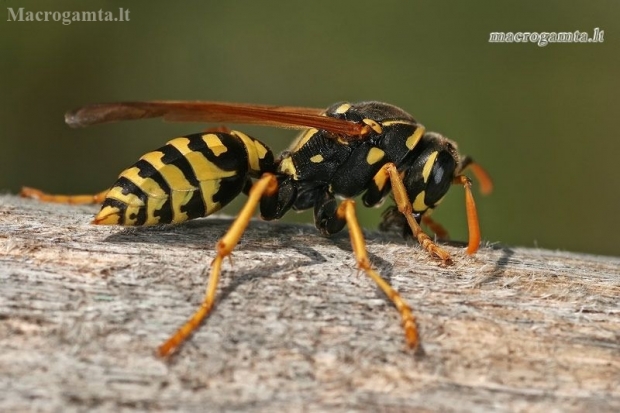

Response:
(336, 136), (350, 145)
(362, 118), (383, 134)
(366, 147), (385, 165)
(406, 125), (426, 150)
(202, 133), (228, 156)
(289, 128), (318, 152)
(310, 154), (324, 163)
(381, 120), (416, 127)
(422, 151), (438, 183)
(334, 103), (351, 114)
(279, 157), (297, 179)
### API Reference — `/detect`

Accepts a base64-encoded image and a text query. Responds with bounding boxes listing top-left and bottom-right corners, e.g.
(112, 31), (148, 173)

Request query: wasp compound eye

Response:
(424, 150), (456, 207)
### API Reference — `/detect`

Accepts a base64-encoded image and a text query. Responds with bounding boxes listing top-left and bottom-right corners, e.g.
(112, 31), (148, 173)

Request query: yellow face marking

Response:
(366, 147), (385, 165)
(422, 152), (438, 183)
(362, 118), (383, 134)
(412, 191), (428, 212)
(289, 128), (317, 152)
(310, 154), (324, 163)
(202, 134), (228, 156)
(406, 125), (426, 150)
(334, 103), (351, 114)
(279, 157), (297, 179)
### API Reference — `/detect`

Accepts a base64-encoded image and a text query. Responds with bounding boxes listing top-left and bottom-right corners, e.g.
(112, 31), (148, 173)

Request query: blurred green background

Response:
(1, 1), (619, 256)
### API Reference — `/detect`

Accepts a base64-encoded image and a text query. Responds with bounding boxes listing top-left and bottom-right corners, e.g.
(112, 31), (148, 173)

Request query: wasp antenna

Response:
(454, 176), (481, 254)
(469, 163), (493, 195)
(459, 156), (493, 195)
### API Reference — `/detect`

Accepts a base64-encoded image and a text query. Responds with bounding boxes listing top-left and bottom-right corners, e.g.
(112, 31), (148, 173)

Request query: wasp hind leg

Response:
(20, 186), (109, 204)
(157, 173), (279, 357)
(421, 215), (449, 241)
(314, 194), (419, 350)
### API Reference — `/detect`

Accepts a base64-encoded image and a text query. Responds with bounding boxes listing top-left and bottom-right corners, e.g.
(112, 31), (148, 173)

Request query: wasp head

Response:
(401, 132), (460, 220)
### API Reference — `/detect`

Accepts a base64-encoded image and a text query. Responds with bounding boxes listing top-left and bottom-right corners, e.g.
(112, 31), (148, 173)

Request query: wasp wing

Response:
(65, 101), (369, 137)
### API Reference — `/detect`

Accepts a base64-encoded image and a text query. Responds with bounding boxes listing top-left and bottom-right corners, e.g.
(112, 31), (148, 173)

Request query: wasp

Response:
(21, 100), (493, 356)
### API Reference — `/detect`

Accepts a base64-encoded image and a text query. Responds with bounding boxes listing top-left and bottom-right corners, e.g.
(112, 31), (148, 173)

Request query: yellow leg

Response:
(157, 173), (278, 357)
(20, 186), (109, 204)
(384, 163), (453, 264)
(336, 199), (419, 350)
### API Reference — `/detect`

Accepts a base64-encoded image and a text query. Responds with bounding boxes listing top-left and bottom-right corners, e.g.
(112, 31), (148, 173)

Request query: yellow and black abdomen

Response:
(94, 131), (274, 226)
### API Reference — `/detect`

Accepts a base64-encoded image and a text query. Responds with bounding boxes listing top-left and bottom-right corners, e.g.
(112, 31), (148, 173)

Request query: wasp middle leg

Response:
(314, 193), (419, 350)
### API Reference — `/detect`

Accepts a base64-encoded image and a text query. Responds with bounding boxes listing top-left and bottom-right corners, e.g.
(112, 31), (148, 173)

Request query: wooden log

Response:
(0, 193), (618, 411)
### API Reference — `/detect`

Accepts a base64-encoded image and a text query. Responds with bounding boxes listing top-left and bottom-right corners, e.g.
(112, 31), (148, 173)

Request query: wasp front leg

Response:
(380, 163), (453, 264)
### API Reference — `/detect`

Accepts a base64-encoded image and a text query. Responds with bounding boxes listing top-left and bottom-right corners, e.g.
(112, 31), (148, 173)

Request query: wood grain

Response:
(0, 194), (618, 412)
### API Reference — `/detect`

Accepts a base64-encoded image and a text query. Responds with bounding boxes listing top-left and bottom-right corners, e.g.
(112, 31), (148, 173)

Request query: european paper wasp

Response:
(21, 100), (493, 356)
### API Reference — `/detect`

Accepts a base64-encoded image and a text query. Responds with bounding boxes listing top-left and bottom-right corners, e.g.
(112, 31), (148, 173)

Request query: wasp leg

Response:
(453, 175), (481, 255)
(332, 199), (419, 350)
(421, 215), (449, 240)
(20, 186), (109, 204)
(383, 163), (453, 264)
(157, 173), (278, 357)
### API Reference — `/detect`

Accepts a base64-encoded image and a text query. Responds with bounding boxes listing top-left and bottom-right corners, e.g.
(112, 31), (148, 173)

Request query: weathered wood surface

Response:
(0, 193), (618, 412)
